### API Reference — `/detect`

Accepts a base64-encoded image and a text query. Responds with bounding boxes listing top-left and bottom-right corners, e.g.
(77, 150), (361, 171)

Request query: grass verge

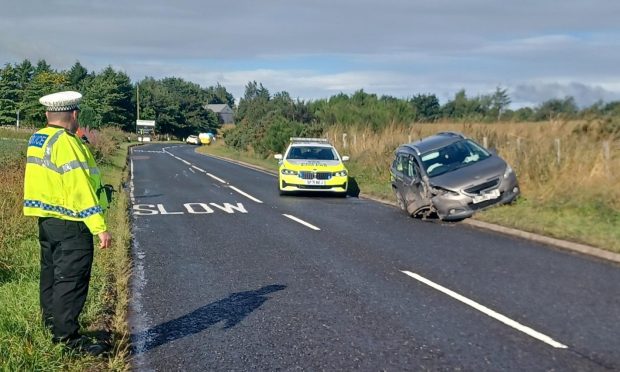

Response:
(0, 130), (132, 371)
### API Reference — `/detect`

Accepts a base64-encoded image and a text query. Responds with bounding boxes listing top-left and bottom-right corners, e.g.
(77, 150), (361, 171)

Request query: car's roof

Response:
(400, 132), (466, 155)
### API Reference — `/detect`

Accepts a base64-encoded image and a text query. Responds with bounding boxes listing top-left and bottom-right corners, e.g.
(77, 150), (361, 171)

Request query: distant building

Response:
(204, 104), (234, 124)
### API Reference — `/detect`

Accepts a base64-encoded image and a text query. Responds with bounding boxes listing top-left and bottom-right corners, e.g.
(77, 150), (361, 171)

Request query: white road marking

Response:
(282, 214), (321, 231)
(207, 173), (227, 184)
(189, 167), (195, 173)
(179, 158), (191, 165)
(229, 186), (263, 203)
(400, 270), (568, 349)
(192, 165), (205, 173)
(130, 158), (135, 203)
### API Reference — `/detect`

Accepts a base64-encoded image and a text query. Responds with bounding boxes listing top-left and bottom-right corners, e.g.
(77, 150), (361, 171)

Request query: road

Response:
(128, 143), (620, 371)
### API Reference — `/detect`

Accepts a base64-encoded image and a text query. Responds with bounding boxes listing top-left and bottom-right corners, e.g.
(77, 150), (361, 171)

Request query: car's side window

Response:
(394, 153), (405, 173)
(406, 157), (416, 178)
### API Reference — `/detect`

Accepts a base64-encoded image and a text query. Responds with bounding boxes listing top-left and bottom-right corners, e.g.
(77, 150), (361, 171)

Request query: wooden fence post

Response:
(343, 133), (347, 149)
(555, 138), (561, 166)
(603, 141), (611, 178)
(483, 137), (488, 149)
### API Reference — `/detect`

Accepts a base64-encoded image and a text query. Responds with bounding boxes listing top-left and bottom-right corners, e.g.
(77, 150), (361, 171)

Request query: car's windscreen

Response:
(286, 146), (338, 161)
(420, 139), (491, 177)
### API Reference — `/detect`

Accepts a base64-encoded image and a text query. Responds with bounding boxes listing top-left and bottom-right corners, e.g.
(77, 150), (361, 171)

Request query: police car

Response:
(274, 138), (349, 195)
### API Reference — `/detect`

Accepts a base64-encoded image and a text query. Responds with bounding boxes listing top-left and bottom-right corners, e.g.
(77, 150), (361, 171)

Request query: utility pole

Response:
(136, 83), (140, 129)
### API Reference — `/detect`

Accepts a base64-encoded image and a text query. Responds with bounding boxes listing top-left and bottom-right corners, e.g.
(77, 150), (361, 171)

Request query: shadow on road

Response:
(347, 176), (361, 197)
(131, 284), (287, 354)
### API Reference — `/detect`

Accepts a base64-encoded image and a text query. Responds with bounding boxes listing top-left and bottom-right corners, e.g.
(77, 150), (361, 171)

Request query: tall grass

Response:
(0, 129), (132, 370)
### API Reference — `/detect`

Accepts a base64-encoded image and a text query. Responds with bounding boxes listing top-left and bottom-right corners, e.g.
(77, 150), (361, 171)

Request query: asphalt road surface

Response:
(128, 143), (620, 371)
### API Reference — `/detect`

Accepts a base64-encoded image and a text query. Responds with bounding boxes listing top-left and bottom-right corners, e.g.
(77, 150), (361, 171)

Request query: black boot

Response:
(59, 335), (110, 357)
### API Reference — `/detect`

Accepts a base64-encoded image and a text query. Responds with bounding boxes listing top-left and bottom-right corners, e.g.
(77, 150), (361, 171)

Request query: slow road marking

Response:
(400, 270), (568, 349)
(282, 214), (321, 231)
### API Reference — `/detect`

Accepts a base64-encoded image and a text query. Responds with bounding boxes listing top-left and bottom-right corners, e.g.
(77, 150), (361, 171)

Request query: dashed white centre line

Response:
(400, 270), (568, 349)
(282, 214), (321, 231)
(207, 173), (227, 184)
(189, 167), (195, 173)
(229, 185), (263, 203)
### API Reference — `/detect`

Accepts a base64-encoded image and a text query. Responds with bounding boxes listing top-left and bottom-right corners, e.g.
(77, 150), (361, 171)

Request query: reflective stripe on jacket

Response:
(23, 126), (109, 234)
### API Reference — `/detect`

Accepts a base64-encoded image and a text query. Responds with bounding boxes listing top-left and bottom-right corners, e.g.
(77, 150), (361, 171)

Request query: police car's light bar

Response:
(290, 137), (330, 143)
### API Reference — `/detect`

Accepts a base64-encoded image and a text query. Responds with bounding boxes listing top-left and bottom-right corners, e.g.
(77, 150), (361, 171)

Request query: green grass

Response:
(476, 197), (620, 253)
(0, 139), (132, 371)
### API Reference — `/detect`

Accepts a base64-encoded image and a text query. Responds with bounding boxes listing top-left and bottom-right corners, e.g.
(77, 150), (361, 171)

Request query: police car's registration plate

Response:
(306, 179), (326, 186)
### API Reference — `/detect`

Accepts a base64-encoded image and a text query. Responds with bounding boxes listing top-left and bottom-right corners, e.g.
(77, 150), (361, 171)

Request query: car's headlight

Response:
(281, 168), (298, 175)
(431, 185), (459, 197)
(333, 170), (348, 177)
(504, 165), (514, 179)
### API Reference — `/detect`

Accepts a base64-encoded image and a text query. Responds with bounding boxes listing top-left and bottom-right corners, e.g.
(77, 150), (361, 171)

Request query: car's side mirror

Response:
(342, 156), (350, 162)
(488, 148), (497, 156)
(274, 154), (283, 160)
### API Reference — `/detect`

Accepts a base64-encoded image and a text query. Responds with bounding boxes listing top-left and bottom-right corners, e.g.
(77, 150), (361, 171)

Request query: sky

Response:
(1, 0), (619, 108)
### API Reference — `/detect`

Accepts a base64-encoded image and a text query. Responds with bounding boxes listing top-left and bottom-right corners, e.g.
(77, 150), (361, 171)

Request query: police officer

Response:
(23, 91), (112, 356)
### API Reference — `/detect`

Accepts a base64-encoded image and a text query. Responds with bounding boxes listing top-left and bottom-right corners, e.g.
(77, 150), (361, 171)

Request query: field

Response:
(0, 128), (131, 371)
(202, 120), (620, 252)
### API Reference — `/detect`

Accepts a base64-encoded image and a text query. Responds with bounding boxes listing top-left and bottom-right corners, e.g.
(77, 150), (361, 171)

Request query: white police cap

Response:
(39, 91), (82, 112)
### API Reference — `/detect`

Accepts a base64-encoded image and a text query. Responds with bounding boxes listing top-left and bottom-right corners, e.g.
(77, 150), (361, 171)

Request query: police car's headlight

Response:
(504, 165), (514, 179)
(333, 170), (348, 177)
(281, 168), (297, 175)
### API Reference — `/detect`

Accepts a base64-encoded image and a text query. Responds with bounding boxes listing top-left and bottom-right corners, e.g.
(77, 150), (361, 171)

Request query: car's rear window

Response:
(421, 139), (491, 177)
(287, 146), (338, 160)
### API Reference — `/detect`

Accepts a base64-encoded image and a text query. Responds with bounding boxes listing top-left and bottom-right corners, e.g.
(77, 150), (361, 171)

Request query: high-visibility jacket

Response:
(23, 126), (109, 235)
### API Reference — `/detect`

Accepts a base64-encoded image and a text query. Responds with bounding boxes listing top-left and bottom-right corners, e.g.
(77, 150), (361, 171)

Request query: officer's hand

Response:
(98, 231), (112, 249)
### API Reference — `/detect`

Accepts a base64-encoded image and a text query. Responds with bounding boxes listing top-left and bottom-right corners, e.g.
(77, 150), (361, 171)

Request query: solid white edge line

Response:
(130, 158), (135, 203)
(192, 165), (205, 173)
(282, 214), (321, 231)
(207, 172), (227, 184)
(400, 270), (568, 349)
(229, 185), (263, 203)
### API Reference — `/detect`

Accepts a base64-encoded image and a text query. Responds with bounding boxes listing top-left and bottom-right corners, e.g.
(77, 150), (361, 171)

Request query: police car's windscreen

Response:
(287, 146), (338, 161)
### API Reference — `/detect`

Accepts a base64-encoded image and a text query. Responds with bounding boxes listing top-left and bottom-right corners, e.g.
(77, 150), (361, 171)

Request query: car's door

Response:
(390, 152), (408, 211)
(402, 155), (429, 215)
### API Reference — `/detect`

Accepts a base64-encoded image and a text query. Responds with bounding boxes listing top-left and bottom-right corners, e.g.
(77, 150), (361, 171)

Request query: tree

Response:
(490, 87), (511, 121)
(0, 64), (20, 125)
(66, 61), (89, 90)
(21, 70), (67, 126)
(535, 97), (578, 121)
(82, 66), (134, 129)
(411, 94), (440, 122)
(205, 83), (235, 107)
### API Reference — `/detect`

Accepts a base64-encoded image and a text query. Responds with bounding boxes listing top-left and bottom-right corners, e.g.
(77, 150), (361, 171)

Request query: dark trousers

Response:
(38, 217), (94, 340)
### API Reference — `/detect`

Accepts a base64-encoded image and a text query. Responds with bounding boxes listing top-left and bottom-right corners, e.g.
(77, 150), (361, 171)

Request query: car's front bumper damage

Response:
(430, 175), (520, 221)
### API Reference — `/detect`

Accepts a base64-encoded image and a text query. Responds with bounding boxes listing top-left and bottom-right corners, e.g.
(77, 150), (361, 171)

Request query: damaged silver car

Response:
(390, 132), (519, 221)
